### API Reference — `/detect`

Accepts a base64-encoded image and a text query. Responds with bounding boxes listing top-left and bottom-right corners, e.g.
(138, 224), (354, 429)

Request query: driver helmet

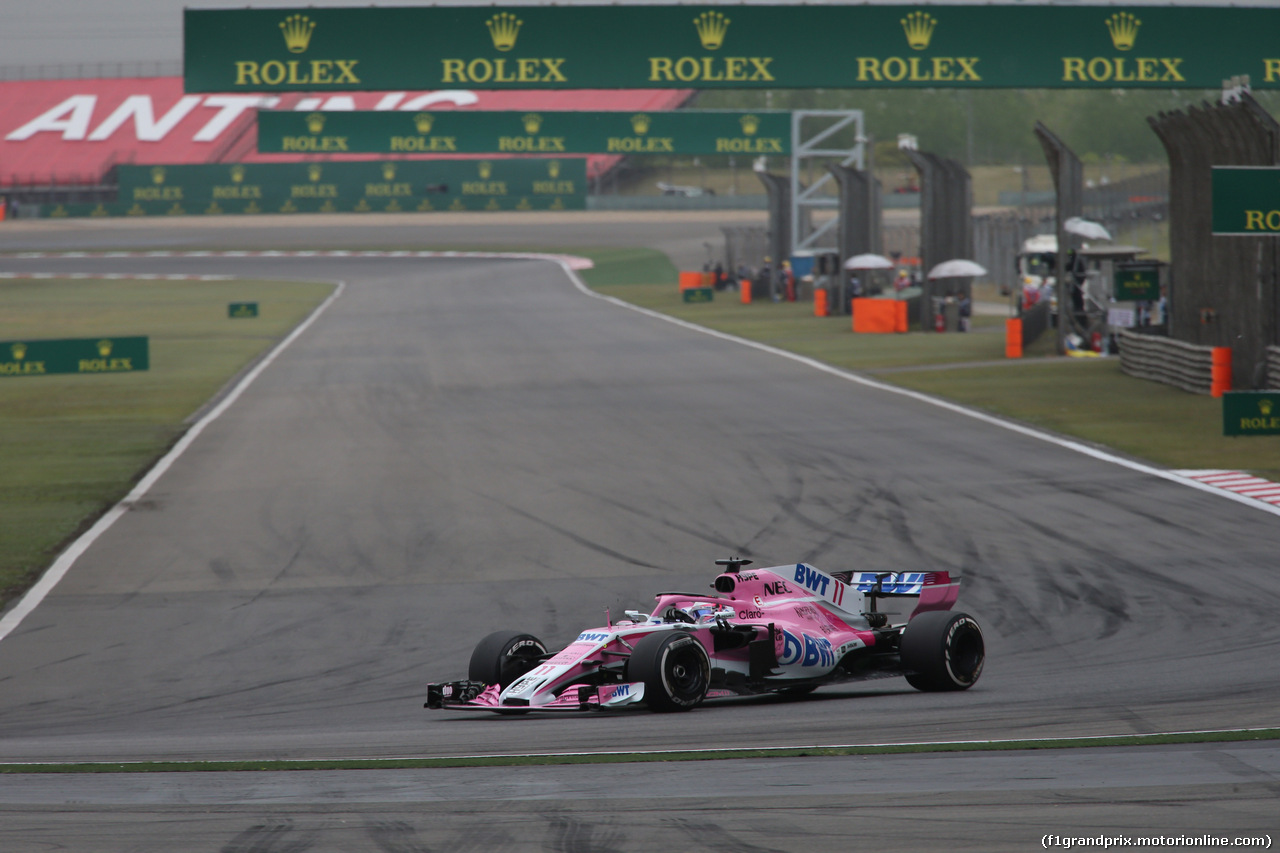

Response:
(681, 602), (720, 623)
(681, 602), (732, 623)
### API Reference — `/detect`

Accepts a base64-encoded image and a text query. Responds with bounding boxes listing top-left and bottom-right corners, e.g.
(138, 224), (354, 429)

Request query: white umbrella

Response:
(1064, 216), (1112, 241)
(927, 259), (987, 280)
(843, 253), (895, 271)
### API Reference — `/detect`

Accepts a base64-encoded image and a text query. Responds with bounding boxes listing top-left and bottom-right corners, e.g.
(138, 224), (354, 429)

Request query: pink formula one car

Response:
(425, 558), (984, 714)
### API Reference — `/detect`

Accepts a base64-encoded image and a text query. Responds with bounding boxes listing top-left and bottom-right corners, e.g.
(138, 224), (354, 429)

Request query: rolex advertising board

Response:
(38, 160), (587, 217)
(0, 337), (149, 377)
(185, 5), (1280, 92)
(1223, 391), (1280, 437)
(1113, 263), (1160, 302)
(257, 110), (791, 157)
(1211, 167), (1280, 236)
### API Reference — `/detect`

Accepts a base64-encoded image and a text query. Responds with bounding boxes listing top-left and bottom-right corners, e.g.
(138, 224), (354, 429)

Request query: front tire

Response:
(628, 631), (710, 712)
(900, 611), (984, 691)
(468, 631), (548, 688)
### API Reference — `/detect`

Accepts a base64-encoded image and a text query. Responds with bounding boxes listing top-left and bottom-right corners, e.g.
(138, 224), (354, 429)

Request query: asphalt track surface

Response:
(1, 216), (1277, 850)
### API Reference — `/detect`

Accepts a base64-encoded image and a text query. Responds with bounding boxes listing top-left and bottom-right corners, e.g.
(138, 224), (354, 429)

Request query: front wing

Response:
(426, 680), (647, 711)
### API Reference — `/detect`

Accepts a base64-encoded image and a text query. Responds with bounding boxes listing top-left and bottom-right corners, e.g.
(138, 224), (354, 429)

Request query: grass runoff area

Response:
(0, 276), (335, 610)
(581, 247), (1280, 483)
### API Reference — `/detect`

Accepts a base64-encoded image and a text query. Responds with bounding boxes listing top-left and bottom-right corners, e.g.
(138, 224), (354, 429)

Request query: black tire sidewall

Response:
(900, 611), (984, 691)
(629, 630), (710, 712)
(468, 630), (548, 687)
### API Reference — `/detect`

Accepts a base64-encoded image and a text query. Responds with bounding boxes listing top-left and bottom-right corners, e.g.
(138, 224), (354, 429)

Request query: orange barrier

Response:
(814, 289), (828, 317)
(852, 298), (901, 333)
(702, 271), (715, 287)
(678, 271), (704, 291)
(1211, 346), (1232, 397)
(740, 279), (752, 304)
(1005, 318), (1023, 359)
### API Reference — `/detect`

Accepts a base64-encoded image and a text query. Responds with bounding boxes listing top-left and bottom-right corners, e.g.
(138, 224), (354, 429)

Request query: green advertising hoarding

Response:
(41, 159), (586, 218)
(258, 110), (791, 156)
(1211, 166), (1280, 236)
(0, 337), (149, 377)
(1223, 391), (1280, 437)
(185, 5), (1280, 92)
(1113, 263), (1160, 302)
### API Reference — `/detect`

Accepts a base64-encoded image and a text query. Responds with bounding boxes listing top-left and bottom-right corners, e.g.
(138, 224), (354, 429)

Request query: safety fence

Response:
(973, 209), (1055, 295)
(1149, 94), (1278, 390)
(1020, 300), (1051, 346)
(1118, 329), (1217, 395)
(0, 62), (181, 81)
(722, 226), (770, 279)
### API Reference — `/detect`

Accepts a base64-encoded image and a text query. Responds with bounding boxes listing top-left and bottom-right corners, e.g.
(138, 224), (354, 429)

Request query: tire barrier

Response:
(1268, 346), (1280, 390)
(1118, 329), (1226, 395)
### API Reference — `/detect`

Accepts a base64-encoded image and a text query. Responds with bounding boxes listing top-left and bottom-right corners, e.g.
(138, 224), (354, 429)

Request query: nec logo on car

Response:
(793, 564), (831, 595)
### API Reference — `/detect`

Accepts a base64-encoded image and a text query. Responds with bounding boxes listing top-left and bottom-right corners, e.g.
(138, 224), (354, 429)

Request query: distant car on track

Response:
(425, 558), (984, 714)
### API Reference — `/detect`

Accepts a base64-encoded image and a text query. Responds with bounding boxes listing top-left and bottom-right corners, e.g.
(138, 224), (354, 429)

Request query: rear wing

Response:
(839, 570), (961, 620)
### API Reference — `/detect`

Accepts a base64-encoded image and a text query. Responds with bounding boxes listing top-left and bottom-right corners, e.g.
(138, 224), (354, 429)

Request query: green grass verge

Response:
(581, 257), (1280, 482)
(2, 727), (1276, 773)
(0, 277), (335, 609)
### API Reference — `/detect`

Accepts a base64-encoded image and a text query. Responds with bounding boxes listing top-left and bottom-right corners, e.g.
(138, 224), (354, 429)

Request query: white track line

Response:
(0, 280), (347, 643)
(558, 260), (1280, 521)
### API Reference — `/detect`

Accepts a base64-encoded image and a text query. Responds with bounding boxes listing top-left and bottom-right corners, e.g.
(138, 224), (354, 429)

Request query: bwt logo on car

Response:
(778, 629), (835, 667)
(576, 632), (610, 643)
(606, 684), (631, 701)
(793, 564), (831, 595)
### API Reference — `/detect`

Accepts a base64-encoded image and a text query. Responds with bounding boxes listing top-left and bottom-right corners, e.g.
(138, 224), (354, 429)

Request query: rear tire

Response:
(900, 611), (984, 691)
(628, 631), (710, 712)
(468, 631), (548, 688)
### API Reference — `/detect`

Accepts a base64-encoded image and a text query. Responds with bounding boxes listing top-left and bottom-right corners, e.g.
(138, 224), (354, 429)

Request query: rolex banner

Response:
(258, 110), (791, 156)
(1223, 391), (1280, 437)
(0, 337), (149, 377)
(1211, 167), (1280, 236)
(184, 5), (1280, 92)
(39, 160), (587, 218)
